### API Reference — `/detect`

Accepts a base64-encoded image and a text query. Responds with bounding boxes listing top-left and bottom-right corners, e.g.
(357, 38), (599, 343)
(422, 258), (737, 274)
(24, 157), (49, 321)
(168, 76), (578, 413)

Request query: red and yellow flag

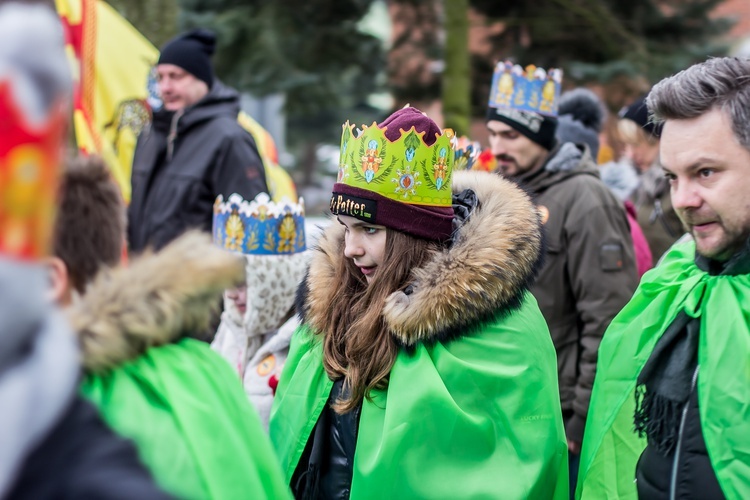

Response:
(55, 0), (157, 203)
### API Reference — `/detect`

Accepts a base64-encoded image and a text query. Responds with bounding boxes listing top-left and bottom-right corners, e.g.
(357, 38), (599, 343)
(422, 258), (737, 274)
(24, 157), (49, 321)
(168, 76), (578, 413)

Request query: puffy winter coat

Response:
(212, 250), (310, 429)
(128, 81), (268, 253)
(69, 232), (291, 500)
(0, 260), (168, 499)
(513, 142), (639, 444)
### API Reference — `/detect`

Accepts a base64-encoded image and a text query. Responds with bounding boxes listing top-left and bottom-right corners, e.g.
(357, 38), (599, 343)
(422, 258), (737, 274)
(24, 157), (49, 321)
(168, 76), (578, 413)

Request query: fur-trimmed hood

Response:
(69, 231), (245, 373)
(222, 251), (310, 337)
(299, 170), (544, 346)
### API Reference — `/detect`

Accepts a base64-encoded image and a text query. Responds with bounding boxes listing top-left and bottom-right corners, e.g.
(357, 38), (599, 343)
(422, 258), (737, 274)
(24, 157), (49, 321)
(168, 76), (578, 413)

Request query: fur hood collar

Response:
(299, 170), (543, 346)
(68, 231), (244, 373)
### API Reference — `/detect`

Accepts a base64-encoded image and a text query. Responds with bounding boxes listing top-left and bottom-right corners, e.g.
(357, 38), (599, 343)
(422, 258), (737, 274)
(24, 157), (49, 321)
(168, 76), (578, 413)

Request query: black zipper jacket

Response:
(128, 81), (268, 253)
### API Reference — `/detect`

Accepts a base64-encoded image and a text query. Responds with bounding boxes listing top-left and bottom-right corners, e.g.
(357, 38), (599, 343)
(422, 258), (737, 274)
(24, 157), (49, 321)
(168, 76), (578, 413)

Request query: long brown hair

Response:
(322, 228), (438, 413)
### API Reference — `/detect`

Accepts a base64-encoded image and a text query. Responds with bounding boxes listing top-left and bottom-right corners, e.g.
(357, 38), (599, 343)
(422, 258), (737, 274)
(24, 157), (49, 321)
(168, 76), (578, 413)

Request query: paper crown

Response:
(0, 80), (67, 261)
(212, 193), (306, 256)
(488, 61), (563, 117)
(452, 136), (482, 171)
(336, 122), (455, 207)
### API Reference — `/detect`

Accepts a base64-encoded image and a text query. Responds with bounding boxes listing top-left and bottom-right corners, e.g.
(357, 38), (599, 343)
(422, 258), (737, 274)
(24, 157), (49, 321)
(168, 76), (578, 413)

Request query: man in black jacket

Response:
(128, 29), (268, 252)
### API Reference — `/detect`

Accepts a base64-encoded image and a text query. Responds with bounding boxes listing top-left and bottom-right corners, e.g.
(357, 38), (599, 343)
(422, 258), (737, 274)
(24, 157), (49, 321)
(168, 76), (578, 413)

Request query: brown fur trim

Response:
(299, 222), (345, 334)
(68, 231), (245, 373)
(302, 170), (543, 345)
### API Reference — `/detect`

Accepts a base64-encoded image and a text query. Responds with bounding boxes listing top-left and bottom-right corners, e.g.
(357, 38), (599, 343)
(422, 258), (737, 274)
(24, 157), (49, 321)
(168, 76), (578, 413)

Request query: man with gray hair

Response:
(576, 57), (750, 499)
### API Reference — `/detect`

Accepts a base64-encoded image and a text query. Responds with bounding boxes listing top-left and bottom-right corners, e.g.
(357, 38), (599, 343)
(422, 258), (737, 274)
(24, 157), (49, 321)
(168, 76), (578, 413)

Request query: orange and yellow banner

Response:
(55, 0), (296, 204)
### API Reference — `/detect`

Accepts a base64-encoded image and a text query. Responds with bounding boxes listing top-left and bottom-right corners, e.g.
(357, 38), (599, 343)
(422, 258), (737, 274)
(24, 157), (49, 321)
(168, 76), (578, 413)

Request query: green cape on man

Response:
(82, 339), (291, 500)
(269, 295), (569, 500)
(577, 241), (750, 499)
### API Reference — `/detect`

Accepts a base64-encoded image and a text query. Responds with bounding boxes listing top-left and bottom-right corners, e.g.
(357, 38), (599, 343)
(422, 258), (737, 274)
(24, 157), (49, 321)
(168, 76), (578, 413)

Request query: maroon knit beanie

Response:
(330, 107), (455, 242)
(379, 107), (442, 145)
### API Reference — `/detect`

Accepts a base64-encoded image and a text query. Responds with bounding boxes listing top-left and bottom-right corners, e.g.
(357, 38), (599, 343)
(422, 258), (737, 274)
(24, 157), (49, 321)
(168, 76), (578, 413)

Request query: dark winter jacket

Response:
(291, 379), (360, 500)
(8, 396), (171, 499)
(635, 369), (724, 500)
(128, 81), (268, 253)
(514, 142), (639, 444)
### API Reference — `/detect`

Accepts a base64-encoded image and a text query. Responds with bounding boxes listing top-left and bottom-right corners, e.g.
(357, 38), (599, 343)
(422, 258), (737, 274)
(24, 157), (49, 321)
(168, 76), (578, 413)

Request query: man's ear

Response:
(45, 256), (72, 306)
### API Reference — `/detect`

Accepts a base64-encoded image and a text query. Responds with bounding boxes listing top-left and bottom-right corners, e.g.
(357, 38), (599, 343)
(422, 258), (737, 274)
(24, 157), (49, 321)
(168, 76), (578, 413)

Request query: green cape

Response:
(81, 338), (291, 500)
(577, 242), (750, 499)
(270, 294), (568, 499)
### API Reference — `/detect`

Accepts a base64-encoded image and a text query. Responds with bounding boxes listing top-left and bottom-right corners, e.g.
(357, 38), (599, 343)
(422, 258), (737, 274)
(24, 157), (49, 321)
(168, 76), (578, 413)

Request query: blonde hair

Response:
(617, 118), (658, 146)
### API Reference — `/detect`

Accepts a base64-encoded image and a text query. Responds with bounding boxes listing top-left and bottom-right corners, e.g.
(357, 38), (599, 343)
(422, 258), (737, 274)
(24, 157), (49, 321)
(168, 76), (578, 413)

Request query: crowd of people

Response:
(2, 1), (750, 499)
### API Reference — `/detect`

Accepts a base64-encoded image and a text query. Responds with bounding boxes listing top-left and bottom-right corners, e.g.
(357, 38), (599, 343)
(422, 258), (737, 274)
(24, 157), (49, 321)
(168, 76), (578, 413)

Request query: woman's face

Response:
(338, 215), (387, 284)
(225, 285), (248, 315)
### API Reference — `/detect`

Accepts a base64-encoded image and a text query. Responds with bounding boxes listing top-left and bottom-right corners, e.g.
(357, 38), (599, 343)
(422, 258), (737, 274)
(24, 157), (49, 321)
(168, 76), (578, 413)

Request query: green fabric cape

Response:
(577, 242), (750, 499)
(81, 338), (291, 500)
(269, 293), (569, 499)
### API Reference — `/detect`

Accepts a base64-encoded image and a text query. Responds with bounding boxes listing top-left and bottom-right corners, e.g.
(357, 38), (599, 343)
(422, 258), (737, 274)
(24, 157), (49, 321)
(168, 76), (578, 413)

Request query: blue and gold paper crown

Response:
(488, 61), (563, 117)
(213, 193), (306, 256)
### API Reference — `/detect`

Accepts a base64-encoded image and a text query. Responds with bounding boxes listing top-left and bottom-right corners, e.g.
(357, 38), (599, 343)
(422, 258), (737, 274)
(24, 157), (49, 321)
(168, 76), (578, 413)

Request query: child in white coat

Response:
(211, 193), (309, 429)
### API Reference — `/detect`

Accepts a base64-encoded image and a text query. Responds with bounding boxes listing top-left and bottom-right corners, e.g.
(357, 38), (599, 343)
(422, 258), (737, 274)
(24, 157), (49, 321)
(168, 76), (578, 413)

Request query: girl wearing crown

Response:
(270, 107), (568, 499)
(211, 193), (310, 429)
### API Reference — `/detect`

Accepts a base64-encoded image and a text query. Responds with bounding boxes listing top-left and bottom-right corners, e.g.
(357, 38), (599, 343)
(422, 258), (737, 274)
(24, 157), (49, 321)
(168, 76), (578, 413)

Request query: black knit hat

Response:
(619, 94), (662, 138)
(158, 29), (216, 88)
(486, 107), (558, 151)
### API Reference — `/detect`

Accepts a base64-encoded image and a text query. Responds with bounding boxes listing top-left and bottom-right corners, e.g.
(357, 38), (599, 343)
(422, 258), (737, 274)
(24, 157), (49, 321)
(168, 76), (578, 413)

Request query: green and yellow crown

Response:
(336, 122), (455, 207)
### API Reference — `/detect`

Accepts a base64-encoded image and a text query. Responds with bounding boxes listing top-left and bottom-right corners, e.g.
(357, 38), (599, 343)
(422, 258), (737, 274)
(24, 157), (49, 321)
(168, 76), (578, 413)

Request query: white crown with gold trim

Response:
(212, 193), (306, 255)
(488, 61), (563, 117)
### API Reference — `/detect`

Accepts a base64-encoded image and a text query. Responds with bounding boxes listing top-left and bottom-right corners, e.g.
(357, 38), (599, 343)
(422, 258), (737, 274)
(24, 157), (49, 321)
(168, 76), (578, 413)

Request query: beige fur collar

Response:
(69, 231), (244, 373)
(300, 170), (543, 346)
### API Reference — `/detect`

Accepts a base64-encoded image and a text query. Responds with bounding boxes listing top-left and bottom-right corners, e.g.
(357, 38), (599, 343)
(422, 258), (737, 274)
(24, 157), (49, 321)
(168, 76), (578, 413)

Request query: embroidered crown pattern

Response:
(213, 193), (306, 256)
(0, 80), (67, 260)
(488, 61), (563, 117)
(338, 121), (455, 207)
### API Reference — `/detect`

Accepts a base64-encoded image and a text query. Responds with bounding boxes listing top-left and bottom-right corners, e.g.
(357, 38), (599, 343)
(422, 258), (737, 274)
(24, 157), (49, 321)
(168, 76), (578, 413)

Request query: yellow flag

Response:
(56, 0), (296, 204)
(238, 111), (298, 202)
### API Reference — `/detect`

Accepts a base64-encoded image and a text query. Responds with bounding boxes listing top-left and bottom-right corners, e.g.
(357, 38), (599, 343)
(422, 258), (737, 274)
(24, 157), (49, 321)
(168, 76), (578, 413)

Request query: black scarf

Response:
(634, 235), (750, 455)
(633, 310), (699, 455)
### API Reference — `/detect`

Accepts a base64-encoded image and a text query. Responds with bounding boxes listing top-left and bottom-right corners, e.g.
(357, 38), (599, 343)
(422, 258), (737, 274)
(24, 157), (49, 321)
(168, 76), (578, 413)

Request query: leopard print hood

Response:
(223, 251), (310, 337)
